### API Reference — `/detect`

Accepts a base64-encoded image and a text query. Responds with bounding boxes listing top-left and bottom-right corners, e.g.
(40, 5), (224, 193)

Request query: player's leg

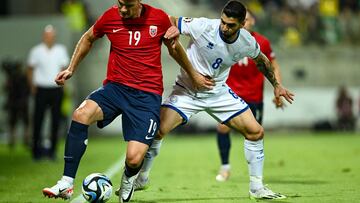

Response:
(42, 99), (103, 199)
(215, 102), (263, 181)
(48, 88), (63, 160)
(22, 104), (31, 148)
(119, 141), (149, 202)
(134, 106), (184, 190)
(8, 108), (17, 149)
(215, 123), (232, 181)
(116, 85), (163, 202)
(32, 88), (47, 160)
(134, 86), (200, 191)
(227, 109), (285, 199)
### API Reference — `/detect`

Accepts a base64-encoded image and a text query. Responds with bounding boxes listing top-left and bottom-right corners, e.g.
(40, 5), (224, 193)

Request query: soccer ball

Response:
(82, 173), (113, 203)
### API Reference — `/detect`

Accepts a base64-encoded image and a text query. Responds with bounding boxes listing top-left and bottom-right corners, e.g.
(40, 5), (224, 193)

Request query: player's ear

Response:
(240, 19), (246, 27)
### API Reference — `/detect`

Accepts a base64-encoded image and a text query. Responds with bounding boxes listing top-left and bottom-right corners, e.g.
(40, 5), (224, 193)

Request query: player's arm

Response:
(254, 52), (278, 87)
(270, 58), (286, 108)
(164, 16), (180, 40)
(163, 39), (214, 90)
(254, 52), (294, 104)
(55, 26), (98, 86)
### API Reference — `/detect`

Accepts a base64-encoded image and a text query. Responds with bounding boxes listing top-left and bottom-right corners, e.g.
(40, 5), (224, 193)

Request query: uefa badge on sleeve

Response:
(149, 25), (157, 37)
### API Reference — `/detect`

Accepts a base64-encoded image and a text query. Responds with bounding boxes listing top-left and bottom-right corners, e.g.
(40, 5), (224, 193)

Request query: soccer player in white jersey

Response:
(128, 0), (294, 200)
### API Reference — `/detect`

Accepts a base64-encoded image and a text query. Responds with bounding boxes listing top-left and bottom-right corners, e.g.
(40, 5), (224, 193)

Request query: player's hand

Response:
(164, 26), (180, 49)
(192, 73), (215, 91)
(272, 97), (286, 109)
(55, 69), (73, 86)
(274, 85), (294, 104)
(164, 25), (180, 40)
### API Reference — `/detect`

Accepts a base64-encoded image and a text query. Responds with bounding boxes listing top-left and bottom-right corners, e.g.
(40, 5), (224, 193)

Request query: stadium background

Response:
(0, 0), (359, 136)
(0, 1), (359, 203)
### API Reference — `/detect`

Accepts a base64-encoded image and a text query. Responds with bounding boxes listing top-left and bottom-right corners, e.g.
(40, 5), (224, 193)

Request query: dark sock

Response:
(217, 132), (231, 165)
(63, 121), (89, 178)
(124, 161), (143, 177)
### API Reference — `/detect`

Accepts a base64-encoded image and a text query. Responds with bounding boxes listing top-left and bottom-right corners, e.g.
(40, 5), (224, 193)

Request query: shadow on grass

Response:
(133, 195), (302, 203)
(266, 179), (328, 185)
(134, 196), (245, 203)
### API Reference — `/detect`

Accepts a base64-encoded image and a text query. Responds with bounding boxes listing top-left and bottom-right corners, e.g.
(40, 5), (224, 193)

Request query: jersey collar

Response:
(218, 27), (240, 44)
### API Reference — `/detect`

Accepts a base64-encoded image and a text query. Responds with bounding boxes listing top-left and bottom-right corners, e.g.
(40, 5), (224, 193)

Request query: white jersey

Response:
(176, 17), (260, 97)
(27, 43), (69, 87)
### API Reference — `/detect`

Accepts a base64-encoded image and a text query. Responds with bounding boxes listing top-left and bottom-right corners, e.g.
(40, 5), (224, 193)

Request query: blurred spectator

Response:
(61, 0), (91, 45)
(61, 0), (90, 32)
(202, 0), (360, 45)
(338, 6), (360, 44)
(1, 58), (31, 149)
(27, 25), (69, 160)
(319, 0), (340, 44)
(336, 85), (355, 131)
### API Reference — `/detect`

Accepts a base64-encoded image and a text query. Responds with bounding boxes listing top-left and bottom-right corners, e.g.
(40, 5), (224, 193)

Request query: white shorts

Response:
(162, 83), (249, 124)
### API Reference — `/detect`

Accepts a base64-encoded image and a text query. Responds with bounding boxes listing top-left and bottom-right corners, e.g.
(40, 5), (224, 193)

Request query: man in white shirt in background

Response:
(27, 24), (69, 161)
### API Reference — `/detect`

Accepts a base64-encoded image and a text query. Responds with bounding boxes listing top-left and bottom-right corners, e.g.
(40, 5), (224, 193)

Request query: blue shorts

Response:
(87, 82), (161, 145)
(247, 102), (263, 124)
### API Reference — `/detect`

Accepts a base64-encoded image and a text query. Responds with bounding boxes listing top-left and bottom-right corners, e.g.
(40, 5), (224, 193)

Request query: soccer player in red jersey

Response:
(215, 10), (285, 182)
(42, 0), (214, 202)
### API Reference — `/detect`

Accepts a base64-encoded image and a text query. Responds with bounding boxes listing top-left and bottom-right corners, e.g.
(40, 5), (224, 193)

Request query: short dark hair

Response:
(222, 0), (247, 22)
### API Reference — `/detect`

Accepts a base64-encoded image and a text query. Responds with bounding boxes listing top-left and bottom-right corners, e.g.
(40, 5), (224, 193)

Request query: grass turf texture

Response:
(0, 132), (359, 202)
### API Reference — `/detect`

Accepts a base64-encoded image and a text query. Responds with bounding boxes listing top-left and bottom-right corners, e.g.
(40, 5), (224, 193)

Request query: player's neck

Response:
(219, 29), (240, 44)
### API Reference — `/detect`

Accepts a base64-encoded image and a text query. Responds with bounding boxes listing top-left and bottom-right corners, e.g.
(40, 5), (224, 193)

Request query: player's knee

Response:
(72, 108), (91, 124)
(246, 126), (264, 141)
(157, 128), (167, 140)
(126, 153), (143, 168)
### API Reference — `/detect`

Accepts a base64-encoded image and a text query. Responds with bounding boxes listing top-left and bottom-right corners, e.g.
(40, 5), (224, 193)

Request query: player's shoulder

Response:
(54, 44), (67, 51)
(97, 5), (118, 21)
(193, 17), (219, 26)
(238, 28), (256, 45)
(251, 31), (271, 46)
(181, 17), (219, 32)
(143, 3), (168, 18)
(103, 5), (118, 15)
(30, 43), (45, 53)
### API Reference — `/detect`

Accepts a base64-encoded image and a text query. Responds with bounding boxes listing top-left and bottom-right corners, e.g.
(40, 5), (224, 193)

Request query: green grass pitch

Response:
(0, 132), (359, 202)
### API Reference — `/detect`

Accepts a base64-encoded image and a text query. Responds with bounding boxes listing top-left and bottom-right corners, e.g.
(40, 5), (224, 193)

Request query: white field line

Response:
(70, 154), (126, 203)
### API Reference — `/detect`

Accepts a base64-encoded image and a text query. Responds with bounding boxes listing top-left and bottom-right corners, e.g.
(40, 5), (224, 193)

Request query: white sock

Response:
(138, 139), (163, 180)
(61, 176), (74, 184)
(244, 139), (264, 190)
(221, 164), (231, 171)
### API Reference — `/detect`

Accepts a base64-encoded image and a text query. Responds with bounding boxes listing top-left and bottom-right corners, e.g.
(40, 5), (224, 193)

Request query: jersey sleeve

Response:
(178, 17), (208, 39)
(248, 36), (261, 59)
(93, 12), (107, 38)
(158, 10), (172, 35)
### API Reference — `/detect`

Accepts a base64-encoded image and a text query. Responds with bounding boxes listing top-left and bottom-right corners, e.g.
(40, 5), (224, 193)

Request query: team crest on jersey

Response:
(149, 25), (157, 37)
(183, 17), (193, 23)
(169, 95), (178, 103)
(206, 42), (214, 49)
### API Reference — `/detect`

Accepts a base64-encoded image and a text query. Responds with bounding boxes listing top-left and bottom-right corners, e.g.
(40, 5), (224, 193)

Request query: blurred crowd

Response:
(191, 0), (360, 46)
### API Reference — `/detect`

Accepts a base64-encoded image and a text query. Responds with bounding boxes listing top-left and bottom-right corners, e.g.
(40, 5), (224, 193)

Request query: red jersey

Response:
(93, 4), (172, 95)
(226, 31), (275, 103)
